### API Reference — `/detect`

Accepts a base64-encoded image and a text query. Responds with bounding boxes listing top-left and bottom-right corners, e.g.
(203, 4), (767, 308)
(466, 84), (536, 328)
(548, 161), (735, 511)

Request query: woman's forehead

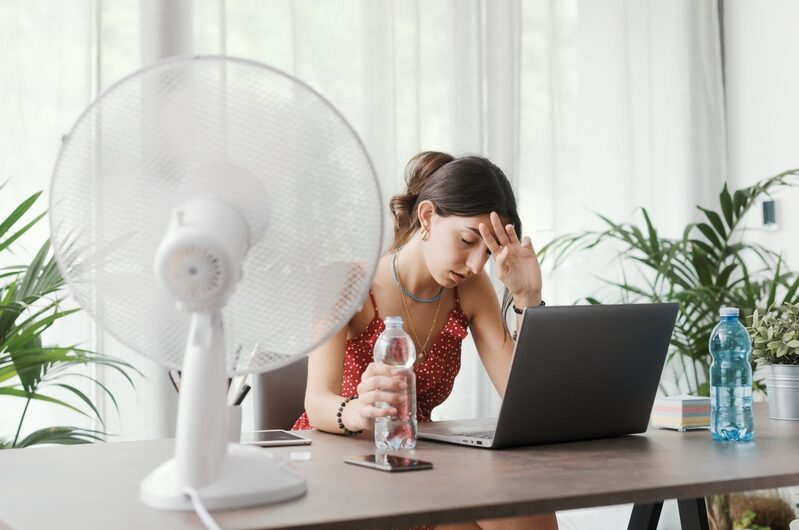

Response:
(441, 212), (509, 227)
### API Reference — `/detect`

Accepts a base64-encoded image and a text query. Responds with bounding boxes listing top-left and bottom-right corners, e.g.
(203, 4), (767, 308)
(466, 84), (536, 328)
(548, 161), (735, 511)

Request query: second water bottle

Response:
(373, 316), (417, 450)
(709, 307), (754, 441)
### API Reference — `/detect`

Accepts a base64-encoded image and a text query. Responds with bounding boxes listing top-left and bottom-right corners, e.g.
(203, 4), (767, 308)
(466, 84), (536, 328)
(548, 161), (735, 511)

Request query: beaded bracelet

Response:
(512, 299), (546, 315)
(512, 300), (546, 341)
(336, 395), (363, 436)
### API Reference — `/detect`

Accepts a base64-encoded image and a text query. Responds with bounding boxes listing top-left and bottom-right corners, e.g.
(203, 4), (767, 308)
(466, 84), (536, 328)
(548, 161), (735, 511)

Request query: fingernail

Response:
(400, 382), (407, 389)
(390, 408), (398, 415)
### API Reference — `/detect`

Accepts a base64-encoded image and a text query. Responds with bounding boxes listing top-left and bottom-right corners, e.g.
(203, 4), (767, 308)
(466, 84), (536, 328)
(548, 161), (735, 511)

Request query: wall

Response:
(724, 0), (799, 262)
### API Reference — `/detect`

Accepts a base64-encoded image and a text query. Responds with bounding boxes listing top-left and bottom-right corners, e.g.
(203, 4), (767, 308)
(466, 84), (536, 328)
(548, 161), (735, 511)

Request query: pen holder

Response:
(228, 405), (242, 443)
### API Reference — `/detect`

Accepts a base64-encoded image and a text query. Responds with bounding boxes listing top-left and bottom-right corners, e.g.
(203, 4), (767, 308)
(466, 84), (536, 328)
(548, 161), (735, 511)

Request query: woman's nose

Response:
(466, 250), (488, 274)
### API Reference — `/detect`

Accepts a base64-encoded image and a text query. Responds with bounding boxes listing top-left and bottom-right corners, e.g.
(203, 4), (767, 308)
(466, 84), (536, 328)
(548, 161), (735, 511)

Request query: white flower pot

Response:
(765, 364), (799, 420)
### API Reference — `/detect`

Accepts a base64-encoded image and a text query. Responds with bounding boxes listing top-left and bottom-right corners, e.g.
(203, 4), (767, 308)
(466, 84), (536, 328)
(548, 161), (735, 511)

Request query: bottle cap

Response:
(384, 316), (403, 326)
(719, 307), (739, 317)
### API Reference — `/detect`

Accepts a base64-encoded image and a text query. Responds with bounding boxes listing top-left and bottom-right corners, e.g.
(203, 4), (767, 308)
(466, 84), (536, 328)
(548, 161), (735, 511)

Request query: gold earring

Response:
(421, 228), (429, 241)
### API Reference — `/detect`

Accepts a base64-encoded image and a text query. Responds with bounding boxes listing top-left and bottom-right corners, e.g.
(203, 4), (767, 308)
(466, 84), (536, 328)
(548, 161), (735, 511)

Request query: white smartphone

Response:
(239, 429), (312, 447)
(344, 453), (433, 472)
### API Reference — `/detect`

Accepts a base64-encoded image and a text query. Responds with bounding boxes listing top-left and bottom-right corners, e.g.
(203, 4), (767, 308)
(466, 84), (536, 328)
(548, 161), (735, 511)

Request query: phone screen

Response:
(239, 430), (312, 446)
(344, 453), (433, 472)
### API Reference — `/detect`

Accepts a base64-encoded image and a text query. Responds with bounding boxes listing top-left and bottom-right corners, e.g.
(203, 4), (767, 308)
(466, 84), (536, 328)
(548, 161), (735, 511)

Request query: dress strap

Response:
(368, 289), (381, 320)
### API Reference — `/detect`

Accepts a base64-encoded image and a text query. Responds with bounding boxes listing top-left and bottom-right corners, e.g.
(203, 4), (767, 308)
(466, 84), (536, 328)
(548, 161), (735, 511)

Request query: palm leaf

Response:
(0, 387), (90, 417)
(15, 426), (106, 448)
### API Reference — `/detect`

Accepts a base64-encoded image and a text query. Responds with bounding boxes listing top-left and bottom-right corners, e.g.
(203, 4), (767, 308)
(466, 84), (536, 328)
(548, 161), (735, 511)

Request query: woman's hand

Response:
(344, 362), (408, 432)
(478, 211), (543, 307)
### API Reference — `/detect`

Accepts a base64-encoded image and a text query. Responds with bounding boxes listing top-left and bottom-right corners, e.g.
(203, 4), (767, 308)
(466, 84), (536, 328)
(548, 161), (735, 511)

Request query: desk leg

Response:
(628, 502), (663, 530)
(677, 498), (710, 530)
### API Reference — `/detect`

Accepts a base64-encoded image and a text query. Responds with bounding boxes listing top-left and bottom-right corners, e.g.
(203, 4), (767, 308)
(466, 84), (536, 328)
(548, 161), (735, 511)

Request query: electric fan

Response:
(49, 56), (383, 511)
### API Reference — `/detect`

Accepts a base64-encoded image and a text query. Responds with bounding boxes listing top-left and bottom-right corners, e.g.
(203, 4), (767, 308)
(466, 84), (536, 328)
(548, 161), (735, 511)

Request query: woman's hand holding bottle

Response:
(343, 362), (408, 432)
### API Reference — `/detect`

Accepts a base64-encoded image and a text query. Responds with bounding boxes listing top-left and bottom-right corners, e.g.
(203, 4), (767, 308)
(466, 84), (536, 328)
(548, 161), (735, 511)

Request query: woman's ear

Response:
(416, 200), (435, 231)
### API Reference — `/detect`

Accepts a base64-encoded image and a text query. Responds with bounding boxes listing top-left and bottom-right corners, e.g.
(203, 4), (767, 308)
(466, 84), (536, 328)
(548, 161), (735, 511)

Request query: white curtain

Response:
(0, 0), (726, 441)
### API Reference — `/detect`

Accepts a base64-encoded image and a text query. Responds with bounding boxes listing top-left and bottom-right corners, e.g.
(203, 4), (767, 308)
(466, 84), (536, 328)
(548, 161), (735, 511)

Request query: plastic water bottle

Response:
(373, 316), (417, 450)
(709, 307), (754, 441)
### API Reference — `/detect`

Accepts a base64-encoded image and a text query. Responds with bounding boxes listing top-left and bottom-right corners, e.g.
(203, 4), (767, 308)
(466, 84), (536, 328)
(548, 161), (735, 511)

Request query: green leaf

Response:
(690, 245), (714, 286)
(719, 183), (735, 229)
(698, 207), (727, 241)
(49, 383), (106, 427)
(0, 387), (89, 418)
(716, 263), (737, 289)
(732, 189), (747, 218)
(766, 257), (782, 308)
(640, 208), (660, 254)
(14, 426), (106, 448)
(786, 340), (799, 348)
(696, 223), (723, 249)
(0, 191), (42, 244)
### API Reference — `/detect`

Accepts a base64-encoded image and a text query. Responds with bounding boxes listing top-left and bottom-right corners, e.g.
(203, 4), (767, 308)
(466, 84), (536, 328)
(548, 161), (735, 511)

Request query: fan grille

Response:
(50, 56), (383, 374)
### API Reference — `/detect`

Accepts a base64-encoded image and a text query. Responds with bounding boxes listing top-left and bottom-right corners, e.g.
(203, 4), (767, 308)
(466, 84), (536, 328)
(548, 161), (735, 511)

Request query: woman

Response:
(293, 151), (558, 530)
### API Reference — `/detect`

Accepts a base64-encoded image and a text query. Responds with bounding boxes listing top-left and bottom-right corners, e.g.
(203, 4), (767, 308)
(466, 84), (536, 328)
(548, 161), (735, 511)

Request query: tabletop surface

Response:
(0, 402), (796, 530)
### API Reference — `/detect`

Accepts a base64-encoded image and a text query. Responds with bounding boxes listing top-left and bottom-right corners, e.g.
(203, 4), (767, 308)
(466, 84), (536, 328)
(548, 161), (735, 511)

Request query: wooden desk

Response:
(0, 403), (796, 530)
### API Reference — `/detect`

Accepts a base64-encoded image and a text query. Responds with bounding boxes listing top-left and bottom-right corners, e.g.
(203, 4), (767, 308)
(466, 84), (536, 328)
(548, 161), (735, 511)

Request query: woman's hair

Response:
(389, 151), (523, 332)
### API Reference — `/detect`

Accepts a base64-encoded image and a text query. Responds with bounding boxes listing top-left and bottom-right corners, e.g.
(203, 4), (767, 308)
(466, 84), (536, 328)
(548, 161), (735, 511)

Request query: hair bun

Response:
(404, 151), (454, 195)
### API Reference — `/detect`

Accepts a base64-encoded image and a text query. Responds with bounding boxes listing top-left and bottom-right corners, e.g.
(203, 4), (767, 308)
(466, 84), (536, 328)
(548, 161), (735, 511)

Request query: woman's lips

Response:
(451, 271), (466, 285)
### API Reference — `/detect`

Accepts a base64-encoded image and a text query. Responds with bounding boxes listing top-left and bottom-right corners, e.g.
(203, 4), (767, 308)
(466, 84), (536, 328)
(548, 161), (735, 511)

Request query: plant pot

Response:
(765, 364), (799, 420)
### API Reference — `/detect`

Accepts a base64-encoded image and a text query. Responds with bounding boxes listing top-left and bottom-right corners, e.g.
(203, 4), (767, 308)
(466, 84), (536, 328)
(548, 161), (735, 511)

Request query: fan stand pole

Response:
(140, 312), (307, 511)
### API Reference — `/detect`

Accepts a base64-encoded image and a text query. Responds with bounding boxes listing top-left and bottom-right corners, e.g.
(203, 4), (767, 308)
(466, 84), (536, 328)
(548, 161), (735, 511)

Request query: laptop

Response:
(417, 303), (679, 449)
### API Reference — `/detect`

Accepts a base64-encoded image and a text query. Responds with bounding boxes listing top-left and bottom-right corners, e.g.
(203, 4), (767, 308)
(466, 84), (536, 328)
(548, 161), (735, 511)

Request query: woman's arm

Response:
(463, 272), (517, 397)
(304, 322), (407, 434)
(470, 212), (543, 396)
(303, 324), (351, 433)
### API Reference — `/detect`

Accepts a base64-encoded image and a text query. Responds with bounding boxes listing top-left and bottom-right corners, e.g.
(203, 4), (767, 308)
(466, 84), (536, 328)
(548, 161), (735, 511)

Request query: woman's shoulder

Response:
(458, 271), (498, 319)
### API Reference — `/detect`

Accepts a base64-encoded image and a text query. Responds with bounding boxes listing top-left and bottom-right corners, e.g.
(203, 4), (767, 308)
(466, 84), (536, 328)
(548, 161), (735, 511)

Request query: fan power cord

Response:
(185, 487), (223, 530)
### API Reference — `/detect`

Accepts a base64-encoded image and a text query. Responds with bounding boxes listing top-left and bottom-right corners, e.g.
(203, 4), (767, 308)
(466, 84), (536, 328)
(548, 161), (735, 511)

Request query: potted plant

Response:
(747, 303), (799, 420)
(1, 188), (139, 447)
(539, 169), (799, 396)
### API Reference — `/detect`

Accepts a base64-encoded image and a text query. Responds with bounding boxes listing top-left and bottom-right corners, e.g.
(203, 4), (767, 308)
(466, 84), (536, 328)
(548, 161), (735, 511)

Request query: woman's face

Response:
(424, 213), (497, 288)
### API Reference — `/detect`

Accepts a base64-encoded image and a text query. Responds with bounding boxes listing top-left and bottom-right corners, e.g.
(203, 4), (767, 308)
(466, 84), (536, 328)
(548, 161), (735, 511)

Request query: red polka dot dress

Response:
(292, 288), (469, 430)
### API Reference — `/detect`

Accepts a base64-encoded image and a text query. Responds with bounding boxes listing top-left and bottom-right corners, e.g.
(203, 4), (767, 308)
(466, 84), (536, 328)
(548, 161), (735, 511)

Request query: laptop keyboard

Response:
(454, 430), (494, 439)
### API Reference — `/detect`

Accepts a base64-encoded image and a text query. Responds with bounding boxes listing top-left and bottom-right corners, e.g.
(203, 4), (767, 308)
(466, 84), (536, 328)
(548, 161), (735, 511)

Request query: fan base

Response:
(140, 443), (307, 511)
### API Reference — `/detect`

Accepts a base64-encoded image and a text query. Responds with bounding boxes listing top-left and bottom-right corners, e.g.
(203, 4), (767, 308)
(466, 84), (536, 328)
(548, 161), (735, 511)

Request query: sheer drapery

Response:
(0, 0), (725, 438)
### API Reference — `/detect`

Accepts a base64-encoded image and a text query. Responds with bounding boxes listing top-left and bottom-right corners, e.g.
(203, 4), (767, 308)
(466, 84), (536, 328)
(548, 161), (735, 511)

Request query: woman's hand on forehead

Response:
(477, 212), (542, 300)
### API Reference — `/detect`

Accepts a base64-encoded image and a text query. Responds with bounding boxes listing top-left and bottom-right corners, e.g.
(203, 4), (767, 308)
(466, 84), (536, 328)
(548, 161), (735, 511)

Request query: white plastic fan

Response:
(49, 56), (383, 511)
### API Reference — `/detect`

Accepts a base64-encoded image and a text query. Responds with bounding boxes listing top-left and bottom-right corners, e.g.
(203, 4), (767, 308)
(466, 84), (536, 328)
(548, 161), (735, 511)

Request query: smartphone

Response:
(239, 429), (312, 447)
(344, 453), (433, 472)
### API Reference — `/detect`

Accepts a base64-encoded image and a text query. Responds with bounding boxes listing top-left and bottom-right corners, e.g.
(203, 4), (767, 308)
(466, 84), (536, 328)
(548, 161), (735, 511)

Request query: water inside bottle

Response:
(374, 368), (417, 450)
(711, 384), (754, 441)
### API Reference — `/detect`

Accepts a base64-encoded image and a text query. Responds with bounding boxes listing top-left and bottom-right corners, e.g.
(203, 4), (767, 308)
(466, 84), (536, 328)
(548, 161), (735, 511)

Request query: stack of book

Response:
(651, 394), (711, 431)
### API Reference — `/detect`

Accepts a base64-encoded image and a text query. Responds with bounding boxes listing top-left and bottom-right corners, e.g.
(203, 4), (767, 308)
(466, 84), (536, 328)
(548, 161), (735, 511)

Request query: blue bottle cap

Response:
(719, 307), (739, 317)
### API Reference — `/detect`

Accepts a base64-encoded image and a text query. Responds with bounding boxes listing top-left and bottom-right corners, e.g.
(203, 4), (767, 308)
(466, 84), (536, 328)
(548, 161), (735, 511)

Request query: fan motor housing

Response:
(154, 199), (249, 311)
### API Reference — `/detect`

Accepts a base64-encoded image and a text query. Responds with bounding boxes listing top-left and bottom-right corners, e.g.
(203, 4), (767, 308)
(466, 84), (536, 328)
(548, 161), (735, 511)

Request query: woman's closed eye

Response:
(461, 236), (491, 255)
